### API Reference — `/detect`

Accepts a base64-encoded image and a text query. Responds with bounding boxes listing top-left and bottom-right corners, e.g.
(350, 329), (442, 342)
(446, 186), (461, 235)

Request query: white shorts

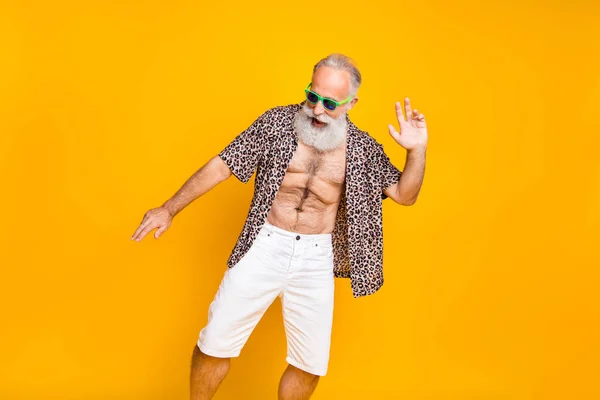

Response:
(197, 222), (335, 376)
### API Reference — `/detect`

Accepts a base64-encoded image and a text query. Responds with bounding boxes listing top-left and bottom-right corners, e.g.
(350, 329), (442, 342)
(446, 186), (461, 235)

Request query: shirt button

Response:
(296, 235), (301, 240)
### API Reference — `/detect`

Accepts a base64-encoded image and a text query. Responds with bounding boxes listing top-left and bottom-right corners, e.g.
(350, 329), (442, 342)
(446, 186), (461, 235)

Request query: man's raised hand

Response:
(388, 97), (428, 151)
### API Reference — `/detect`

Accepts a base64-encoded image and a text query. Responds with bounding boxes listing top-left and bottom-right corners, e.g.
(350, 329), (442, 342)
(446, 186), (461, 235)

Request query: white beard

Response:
(293, 102), (347, 152)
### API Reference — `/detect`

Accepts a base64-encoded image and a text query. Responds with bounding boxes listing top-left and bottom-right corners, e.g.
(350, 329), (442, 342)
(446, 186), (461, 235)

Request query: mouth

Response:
(311, 117), (326, 128)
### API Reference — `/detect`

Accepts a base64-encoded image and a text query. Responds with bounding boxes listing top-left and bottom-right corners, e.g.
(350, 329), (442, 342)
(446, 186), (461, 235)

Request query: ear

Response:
(347, 96), (359, 111)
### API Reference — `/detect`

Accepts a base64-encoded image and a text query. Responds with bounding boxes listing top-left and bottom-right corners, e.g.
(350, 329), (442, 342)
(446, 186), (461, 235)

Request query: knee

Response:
(279, 365), (320, 399)
(303, 371), (320, 385)
(290, 364), (320, 384)
(192, 344), (231, 373)
(192, 343), (203, 358)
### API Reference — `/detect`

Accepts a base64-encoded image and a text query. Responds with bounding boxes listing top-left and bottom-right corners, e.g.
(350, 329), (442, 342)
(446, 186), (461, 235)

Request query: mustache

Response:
(301, 104), (334, 123)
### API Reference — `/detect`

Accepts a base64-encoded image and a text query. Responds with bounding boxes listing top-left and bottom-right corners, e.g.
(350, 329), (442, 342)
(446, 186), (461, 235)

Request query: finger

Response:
(136, 224), (156, 242)
(154, 225), (167, 239)
(418, 113), (425, 120)
(404, 97), (412, 122)
(131, 213), (150, 240)
(395, 101), (406, 126)
(412, 109), (420, 122)
(131, 218), (152, 240)
(388, 124), (401, 141)
(132, 223), (146, 241)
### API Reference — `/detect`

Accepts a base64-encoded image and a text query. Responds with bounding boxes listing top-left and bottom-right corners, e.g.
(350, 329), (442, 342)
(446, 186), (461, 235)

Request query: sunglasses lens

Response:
(306, 91), (318, 104)
(323, 100), (336, 111)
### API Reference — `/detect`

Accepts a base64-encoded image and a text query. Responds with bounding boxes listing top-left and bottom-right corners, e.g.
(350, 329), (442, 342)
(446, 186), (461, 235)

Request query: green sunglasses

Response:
(304, 83), (354, 111)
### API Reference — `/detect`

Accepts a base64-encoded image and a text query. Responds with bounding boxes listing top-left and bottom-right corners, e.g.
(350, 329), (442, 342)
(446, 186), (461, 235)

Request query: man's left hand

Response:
(388, 97), (428, 151)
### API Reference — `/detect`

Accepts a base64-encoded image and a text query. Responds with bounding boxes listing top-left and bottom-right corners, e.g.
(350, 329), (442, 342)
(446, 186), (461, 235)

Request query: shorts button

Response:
(296, 235), (301, 240)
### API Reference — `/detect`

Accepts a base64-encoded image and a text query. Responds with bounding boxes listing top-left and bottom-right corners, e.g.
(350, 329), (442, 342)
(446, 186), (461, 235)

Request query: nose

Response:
(313, 100), (325, 116)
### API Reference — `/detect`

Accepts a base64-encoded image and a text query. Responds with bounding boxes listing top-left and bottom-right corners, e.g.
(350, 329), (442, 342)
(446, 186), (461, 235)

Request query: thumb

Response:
(388, 124), (400, 141)
(154, 226), (166, 239)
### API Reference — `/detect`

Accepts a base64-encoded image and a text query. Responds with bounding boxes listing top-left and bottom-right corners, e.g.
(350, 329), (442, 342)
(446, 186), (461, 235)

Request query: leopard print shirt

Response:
(218, 101), (402, 298)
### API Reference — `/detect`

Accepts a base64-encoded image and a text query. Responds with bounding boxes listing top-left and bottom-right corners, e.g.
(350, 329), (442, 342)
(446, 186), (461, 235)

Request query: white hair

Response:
(313, 53), (362, 96)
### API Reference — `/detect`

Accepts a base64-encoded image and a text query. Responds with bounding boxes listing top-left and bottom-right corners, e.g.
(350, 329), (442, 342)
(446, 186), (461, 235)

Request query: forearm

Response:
(162, 155), (232, 217)
(396, 147), (426, 205)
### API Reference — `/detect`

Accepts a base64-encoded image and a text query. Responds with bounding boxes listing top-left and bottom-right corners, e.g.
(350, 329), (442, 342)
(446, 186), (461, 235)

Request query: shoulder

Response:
(262, 102), (303, 118)
(241, 103), (301, 129)
(252, 103), (303, 135)
(263, 102), (303, 124)
(347, 119), (384, 153)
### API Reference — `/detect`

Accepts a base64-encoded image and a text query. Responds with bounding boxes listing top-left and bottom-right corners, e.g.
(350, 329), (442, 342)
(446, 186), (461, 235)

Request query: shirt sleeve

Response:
(218, 109), (271, 184)
(375, 143), (402, 200)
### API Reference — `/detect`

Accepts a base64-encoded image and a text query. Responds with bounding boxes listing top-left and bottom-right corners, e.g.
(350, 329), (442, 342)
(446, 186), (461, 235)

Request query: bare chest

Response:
(284, 141), (346, 184)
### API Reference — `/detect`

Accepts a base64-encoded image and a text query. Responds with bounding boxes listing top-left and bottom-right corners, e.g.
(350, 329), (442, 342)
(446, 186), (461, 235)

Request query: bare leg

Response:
(190, 344), (230, 400)
(278, 364), (320, 400)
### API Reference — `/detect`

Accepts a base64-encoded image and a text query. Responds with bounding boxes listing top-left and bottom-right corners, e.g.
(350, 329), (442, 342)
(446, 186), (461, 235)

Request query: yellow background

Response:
(1, 0), (599, 399)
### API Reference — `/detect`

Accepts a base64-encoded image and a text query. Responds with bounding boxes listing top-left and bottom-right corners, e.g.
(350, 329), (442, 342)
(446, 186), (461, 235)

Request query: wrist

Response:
(162, 201), (177, 218)
(407, 145), (427, 155)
